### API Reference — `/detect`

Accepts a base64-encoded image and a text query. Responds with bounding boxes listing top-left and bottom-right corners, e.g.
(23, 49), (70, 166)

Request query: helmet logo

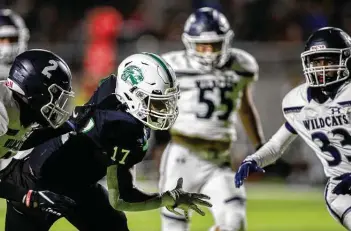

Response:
(121, 65), (144, 86)
(310, 44), (326, 51)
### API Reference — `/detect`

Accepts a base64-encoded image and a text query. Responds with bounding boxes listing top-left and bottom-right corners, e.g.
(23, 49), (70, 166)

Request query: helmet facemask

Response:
(182, 30), (233, 68)
(40, 84), (74, 128)
(132, 87), (179, 130)
(0, 12), (29, 64)
(0, 36), (20, 64)
(301, 48), (351, 87)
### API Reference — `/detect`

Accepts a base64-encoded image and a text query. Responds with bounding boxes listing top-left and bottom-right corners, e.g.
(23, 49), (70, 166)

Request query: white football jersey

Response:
(0, 83), (32, 159)
(282, 82), (351, 177)
(0, 64), (10, 81)
(162, 48), (258, 142)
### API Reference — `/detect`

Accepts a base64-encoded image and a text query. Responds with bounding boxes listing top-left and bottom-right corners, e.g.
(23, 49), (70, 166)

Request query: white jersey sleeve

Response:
(0, 101), (9, 136)
(245, 85), (305, 167)
(0, 83), (32, 158)
(246, 123), (297, 167)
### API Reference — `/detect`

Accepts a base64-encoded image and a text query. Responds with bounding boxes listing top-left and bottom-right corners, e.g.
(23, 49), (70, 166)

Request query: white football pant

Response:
(159, 142), (247, 231)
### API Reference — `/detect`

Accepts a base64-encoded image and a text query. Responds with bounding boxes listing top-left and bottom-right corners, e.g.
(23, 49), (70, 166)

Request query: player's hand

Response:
(333, 173), (351, 195)
(235, 159), (264, 188)
(162, 178), (212, 220)
(23, 190), (76, 216)
(67, 104), (96, 132)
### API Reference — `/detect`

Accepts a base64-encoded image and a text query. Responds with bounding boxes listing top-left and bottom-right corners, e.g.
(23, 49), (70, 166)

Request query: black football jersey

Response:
(27, 75), (150, 193)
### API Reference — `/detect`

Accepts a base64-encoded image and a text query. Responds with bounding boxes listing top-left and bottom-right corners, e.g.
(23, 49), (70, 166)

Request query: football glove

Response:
(333, 173), (351, 195)
(235, 159), (265, 188)
(66, 104), (96, 132)
(23, 190), (76, 216)
(161, 178), (212, 220)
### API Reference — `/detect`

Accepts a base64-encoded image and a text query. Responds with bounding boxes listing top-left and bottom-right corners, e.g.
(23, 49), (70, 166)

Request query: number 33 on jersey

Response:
(283, 84), (351, 177)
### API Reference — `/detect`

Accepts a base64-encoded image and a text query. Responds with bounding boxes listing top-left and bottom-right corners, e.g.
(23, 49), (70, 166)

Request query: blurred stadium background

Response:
(1, 0), (351, 230)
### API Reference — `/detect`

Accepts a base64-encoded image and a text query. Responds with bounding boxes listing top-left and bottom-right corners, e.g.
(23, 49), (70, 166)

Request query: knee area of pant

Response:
(342, 212), (351, 230)
(213, 211), (246, 231)
(161, 213), (188, 231)
(209, 223), (246, 231)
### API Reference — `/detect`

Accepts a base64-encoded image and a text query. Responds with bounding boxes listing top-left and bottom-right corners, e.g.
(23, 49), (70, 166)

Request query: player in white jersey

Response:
(0, 9), (29, 170)
(156, 7), (265, 231)
(235, 27), (351, 230)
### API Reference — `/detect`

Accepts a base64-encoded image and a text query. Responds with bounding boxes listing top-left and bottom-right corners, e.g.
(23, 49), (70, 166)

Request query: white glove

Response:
(162, 178), (212, 220)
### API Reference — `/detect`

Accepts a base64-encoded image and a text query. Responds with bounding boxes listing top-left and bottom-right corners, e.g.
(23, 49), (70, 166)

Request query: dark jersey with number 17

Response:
(27, 75), (150, 197)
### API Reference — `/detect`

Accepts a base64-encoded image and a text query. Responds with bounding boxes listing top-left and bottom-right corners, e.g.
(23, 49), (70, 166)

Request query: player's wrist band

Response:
(25, 190), (33, 207)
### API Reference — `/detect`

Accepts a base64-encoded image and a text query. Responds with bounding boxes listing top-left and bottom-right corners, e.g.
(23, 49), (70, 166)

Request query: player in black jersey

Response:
(0, 48), (96, 217)
(3, 53), (212, 231)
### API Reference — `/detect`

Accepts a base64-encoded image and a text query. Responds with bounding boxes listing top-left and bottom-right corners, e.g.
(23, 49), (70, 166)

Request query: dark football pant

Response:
(3, 159), (129, 231)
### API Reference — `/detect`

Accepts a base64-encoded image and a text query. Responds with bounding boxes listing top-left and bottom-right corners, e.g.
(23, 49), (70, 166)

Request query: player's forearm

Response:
(245, 123), (297, 168)
(114, 194), (163, 211)
(107, 164), (162, 211)
(239, 84), (265, 147)
(239, 106), (265, 148)
(0, 180), (27, 202)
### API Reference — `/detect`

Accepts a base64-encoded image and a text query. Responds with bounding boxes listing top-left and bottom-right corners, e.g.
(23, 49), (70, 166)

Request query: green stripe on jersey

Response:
(143, 52), (174, 87)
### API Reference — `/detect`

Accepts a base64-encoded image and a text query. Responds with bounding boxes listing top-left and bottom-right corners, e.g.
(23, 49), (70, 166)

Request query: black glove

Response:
(23, 190), (76, 216)
(162, 178), (212, 220)
(66, 104), (96, 132)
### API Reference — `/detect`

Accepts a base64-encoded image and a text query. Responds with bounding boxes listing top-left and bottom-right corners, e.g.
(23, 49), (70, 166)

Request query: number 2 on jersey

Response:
(111, 146), (130, 164)
(312, 128), (351, 166)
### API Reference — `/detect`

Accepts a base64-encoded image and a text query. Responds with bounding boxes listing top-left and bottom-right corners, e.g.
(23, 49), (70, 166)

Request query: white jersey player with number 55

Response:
(235, 27), (351, 231)
(154, 7), (265, 231)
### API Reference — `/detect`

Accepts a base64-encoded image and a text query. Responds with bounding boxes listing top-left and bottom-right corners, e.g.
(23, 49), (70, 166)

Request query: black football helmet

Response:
(301, 27), (351, 88)
(5, 49), (74, 128)
(0, 9), (29, 64)
(182, 7), (234, 68)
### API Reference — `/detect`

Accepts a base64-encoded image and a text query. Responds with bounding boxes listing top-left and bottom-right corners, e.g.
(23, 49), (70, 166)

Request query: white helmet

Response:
(115, 52), (179, 130)
(0, 9), (29, 64)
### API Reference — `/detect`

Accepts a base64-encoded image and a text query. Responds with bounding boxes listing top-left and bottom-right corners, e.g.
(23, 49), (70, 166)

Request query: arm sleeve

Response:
(0, 101), (8, 136)
(245, 122), (298, 168)
(107, 164), (162, 211)
(20, 122), (72, 150)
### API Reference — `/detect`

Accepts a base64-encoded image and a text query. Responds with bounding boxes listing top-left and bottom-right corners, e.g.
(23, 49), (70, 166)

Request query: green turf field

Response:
(0, 183), (345, 231)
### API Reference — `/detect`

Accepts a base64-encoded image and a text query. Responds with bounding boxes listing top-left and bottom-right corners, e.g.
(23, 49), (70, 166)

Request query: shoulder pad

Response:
(162, 51), (201, 76)
(228, 48), (259, 80)
(162, 51), (186, 69)
(334, 82), (351, 106)
(87, 75), (116, 105)
(282, 83), (307, 114)
(97, 110), (145, 150)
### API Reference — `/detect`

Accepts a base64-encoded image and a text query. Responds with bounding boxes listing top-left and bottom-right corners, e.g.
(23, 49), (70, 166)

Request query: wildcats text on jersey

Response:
(303, 114), (349, 130)
(195, 76), (237, 89)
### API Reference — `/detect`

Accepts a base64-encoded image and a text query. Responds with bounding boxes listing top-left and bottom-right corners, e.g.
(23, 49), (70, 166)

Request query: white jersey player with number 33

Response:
(235, 27), (351, 231)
